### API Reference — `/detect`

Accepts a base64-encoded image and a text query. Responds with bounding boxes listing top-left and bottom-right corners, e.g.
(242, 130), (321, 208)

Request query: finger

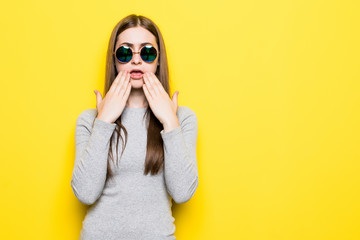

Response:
(109, 70), (125, 94)
(94, 90), (102, 109)
(95, 90), (102, 103)
(115, 71), (129, 95)
(142, 80), (152, 102)
(142, 73), (152, 98)
(145, 72), (160, 95)
(123, 78), (132, 99)
(119, 75), (131, 98)
(143, 73), (155, 98)
(172, 91), (179, 106)
(150, 72), (164, 93)
(118, 71), (130, 95)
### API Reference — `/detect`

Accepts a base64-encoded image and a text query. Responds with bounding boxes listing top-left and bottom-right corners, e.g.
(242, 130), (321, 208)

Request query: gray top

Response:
(70, 106), (199, 240)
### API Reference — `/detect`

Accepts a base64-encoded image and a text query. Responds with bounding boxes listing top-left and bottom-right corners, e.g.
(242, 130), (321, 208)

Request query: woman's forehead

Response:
(116, 27), (157, 48)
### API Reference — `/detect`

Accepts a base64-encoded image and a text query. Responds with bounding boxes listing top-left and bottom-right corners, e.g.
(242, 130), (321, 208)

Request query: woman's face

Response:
(114, 26), (159, 89)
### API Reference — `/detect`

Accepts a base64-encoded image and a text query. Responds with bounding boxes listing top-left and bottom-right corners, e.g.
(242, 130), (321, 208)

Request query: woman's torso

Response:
(79, 107), (176, 240)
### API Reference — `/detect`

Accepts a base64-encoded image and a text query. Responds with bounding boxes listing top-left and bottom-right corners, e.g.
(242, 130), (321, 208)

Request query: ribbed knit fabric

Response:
(70, 106), (199, 240)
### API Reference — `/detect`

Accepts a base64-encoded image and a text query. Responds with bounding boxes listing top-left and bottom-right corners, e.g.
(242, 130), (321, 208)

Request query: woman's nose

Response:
(132, 52), (142, 64)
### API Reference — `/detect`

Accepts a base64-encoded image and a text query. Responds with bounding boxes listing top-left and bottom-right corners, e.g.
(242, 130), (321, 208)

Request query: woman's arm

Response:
(70, 109), (116, 205)
(160, 106), (199, 204)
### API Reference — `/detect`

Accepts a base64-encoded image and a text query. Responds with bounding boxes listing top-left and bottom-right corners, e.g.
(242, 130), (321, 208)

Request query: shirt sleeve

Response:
(70, 110), (117, 205)
(160, 107), (199, 204)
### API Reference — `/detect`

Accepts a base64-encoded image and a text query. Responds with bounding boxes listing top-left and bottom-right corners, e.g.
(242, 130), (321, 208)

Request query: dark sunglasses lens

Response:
(116, 46), (132, 63)
(141, 46), (157, 62)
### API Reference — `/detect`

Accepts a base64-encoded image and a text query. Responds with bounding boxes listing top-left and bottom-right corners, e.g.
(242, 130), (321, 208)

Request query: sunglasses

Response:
(113, 45), (158, 63)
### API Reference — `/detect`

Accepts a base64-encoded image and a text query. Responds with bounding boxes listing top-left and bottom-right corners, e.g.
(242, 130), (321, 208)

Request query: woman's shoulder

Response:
(76, 108), (98, 123)
(177, 105), (196, 115)
(176, 105), (198, 124)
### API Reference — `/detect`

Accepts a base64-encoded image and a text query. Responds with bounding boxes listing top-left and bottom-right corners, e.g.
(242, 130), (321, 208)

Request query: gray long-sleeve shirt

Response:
(70, 106), (199, 240)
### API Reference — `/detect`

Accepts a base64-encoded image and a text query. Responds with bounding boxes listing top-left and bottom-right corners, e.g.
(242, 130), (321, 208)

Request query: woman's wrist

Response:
(96, 114), (113, 124)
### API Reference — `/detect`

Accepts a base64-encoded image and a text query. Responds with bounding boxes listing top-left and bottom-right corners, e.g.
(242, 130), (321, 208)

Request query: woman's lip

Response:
(130, 72), (143, 79)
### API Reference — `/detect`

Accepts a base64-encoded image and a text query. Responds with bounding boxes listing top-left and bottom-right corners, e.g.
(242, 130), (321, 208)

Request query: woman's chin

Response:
(130, 78), (144, 88)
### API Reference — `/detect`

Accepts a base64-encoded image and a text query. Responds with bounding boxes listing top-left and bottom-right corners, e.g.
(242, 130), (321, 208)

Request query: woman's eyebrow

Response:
(120, 42), (152, 47)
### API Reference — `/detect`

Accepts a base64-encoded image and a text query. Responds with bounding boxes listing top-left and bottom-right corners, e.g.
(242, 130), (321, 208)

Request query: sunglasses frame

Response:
(113, 44), (158, 63)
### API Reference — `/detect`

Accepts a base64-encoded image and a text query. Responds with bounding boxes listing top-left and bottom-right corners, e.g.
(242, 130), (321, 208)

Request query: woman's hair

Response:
(103, 14), (170, 181)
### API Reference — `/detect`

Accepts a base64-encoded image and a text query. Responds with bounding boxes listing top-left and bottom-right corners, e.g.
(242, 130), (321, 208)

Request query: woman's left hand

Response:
(142, 72), (180, 129)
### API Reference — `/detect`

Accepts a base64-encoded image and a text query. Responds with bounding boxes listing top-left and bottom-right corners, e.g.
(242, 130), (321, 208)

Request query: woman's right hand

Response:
(94, 70), (131, 124)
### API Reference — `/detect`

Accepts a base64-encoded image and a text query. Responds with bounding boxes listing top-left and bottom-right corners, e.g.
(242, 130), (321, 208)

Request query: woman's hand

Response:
(94, 70), (131, 123)
(142, 72), (180, 131)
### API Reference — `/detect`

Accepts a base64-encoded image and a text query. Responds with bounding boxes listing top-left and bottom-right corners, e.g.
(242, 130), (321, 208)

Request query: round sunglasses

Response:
(113, 45), (158, 63)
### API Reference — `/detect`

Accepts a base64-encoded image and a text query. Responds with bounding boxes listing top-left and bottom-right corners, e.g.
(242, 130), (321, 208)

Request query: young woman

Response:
(70, 14), (199, 239)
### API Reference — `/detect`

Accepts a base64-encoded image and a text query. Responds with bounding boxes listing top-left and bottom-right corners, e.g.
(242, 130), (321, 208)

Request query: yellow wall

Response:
(1, 0), (359, 239)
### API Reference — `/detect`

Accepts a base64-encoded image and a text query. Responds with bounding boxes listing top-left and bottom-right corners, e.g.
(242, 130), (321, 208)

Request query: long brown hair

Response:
(103, 14), (170, 181)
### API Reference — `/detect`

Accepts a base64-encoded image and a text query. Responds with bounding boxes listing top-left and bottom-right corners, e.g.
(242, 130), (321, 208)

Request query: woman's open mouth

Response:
(130, 70), (144, 79)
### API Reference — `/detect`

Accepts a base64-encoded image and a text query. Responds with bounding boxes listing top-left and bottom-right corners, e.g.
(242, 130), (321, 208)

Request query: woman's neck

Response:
(125, 88), (149, 108)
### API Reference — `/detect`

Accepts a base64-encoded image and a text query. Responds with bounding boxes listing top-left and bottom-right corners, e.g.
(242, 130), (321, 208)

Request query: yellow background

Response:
(1, 0), (359, 239)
